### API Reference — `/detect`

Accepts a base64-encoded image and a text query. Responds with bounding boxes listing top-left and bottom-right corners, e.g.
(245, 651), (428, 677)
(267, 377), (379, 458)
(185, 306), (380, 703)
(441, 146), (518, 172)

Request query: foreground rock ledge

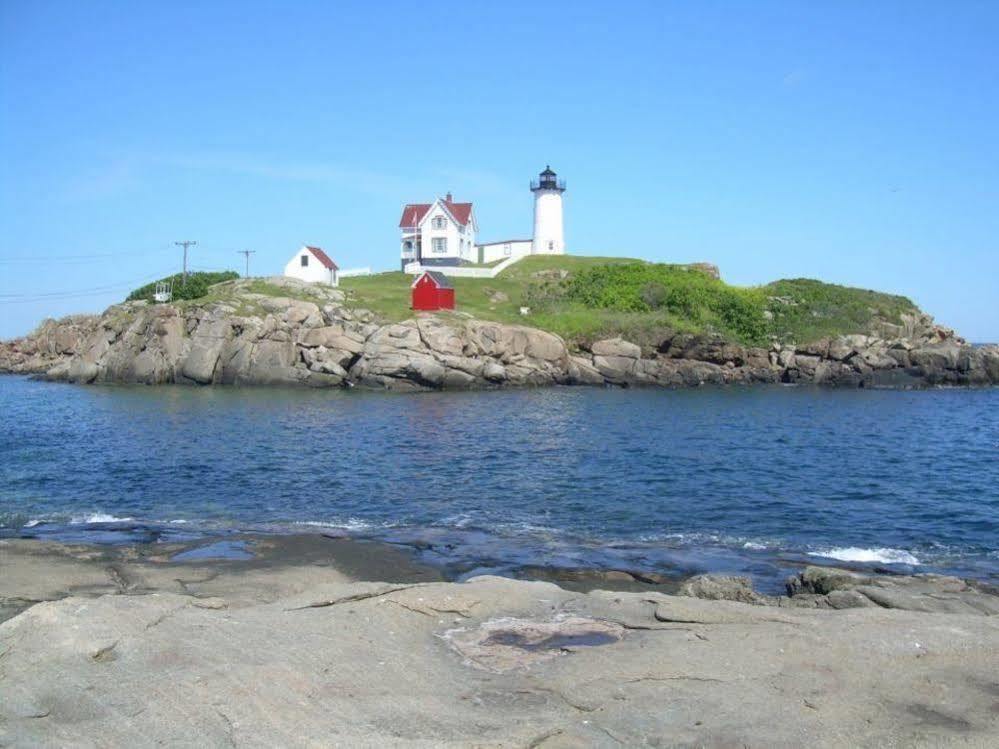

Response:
(2, 573), (998, 746)
(2, 276), (997, 390)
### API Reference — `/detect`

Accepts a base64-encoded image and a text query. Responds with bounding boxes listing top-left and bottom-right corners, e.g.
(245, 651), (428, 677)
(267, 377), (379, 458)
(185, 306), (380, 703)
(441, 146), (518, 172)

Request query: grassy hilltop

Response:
(125, 258), (920, 348)
(341, 256), (918, 347)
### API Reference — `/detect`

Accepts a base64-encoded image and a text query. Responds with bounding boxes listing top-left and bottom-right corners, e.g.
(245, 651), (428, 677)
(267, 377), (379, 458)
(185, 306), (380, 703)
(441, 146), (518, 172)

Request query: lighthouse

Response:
(531, 165), (566, 255)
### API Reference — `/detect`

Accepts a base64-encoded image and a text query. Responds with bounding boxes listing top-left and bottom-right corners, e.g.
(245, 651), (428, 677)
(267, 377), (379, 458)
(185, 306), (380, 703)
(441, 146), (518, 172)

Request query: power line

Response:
(174, 240), (197, 286)
(0, 245), (176, 264)
(0, 269), (176, 304)
(236, 250), (256, 277)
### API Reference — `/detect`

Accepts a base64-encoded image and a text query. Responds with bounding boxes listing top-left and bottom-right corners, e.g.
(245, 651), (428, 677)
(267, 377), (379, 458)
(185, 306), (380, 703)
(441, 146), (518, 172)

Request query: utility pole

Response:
(237, 250), (256, 278)
(174, 240), (197, 286)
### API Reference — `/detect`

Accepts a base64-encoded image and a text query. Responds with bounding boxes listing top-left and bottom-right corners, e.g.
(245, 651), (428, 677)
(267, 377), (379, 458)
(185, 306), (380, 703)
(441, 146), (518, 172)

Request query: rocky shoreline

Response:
(2, 276), (997, 390)
(2, 535), (998, 746)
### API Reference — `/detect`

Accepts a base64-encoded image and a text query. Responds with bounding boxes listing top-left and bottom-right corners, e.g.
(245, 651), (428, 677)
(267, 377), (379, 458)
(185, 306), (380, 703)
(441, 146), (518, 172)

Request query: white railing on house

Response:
(403, 254), (524, 279)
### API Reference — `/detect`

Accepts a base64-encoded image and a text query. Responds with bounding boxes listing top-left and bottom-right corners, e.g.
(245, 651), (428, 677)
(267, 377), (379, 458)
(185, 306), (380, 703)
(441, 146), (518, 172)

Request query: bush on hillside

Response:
(639, 282), (668, 310)
(560, 263), (769, 344)
(764, 278), (918, 342)
(126, 271), (240, 303)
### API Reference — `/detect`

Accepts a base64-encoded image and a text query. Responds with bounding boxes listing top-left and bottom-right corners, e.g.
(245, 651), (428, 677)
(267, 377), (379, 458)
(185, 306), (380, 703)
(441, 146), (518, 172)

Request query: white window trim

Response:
(432, 237), (447, 254)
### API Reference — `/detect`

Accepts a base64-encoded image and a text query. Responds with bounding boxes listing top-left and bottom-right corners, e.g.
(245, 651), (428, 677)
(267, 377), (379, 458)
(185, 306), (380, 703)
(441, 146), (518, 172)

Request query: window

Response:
(432, 238), (447, 254)
(432, 216), (446, 229)
(459, 224), (465, 234)
(301, 255), (309, 267)
(548, 241), (554, 251)
(403, 241), (413, 252)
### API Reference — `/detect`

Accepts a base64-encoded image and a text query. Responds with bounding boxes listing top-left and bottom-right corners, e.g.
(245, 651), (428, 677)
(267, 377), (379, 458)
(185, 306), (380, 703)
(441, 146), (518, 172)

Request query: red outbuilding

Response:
(411, 271), (455, 311)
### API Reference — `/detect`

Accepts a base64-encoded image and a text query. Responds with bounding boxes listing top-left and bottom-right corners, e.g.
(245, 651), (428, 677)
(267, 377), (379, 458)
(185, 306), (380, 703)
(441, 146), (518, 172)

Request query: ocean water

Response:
(2, 376), (997, 592)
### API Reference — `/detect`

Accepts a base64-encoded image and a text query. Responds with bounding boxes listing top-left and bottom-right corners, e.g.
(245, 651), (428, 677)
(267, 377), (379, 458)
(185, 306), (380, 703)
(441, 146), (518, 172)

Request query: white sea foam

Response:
(808, 547), (920, 565)
(70, 513), (134, 524)
(292, 518), (379, 531)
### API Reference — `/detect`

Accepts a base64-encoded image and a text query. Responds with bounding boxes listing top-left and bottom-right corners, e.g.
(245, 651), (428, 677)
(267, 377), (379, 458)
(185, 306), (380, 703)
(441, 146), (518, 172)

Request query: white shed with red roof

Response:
(284, 245), (340, 286)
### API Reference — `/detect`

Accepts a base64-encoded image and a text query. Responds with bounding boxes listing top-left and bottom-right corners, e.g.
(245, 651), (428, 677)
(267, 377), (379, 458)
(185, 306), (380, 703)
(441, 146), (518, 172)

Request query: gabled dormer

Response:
(418, 193), (476, 234)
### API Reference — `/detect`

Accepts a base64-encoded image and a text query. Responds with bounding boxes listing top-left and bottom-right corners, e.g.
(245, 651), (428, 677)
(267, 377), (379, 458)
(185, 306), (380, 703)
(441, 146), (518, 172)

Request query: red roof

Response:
(398, 198), (473, 227)
(305, 246), (338, 270)
(399, 203), (431, 228)
(443, 199), (473, 226)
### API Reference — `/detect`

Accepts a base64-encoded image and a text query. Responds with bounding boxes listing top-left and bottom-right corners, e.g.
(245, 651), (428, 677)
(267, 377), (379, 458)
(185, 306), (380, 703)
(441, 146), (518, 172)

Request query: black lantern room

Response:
(530, 165), (566, 193)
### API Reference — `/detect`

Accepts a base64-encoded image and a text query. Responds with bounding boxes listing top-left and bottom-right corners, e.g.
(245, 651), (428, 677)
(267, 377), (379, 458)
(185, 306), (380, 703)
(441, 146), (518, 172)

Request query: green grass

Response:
(764, 278), (917, 343)
(343, 257), (925, 347)
(340, 256), (645, 339)
(454, 258), (507, 269)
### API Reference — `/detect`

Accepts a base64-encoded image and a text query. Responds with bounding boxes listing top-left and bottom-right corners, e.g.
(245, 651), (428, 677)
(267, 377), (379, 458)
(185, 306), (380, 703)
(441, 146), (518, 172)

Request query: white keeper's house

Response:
(399, 166), (567, 272)
(284, 245), (340, 286)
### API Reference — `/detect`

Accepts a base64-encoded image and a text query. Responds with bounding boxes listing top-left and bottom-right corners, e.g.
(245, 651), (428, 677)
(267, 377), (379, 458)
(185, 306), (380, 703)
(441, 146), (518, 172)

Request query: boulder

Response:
(793, 354), (821, 377)
(910, 342), (961, 372)
(685, 262), (720, 279)
(567, 356), (604, 386)
(785, 566), (999, 615)
(777, 348), (796, 368)
(676, 360), (726, 386)
(590, 338), (641, 359)
(181, 338), (225, 384)
(885, 348), (911, 368)
(297, 326), (345, 348)
(983, 346), (999, 382)
(417, 318), (466, 357)
(67, 359), (99, 384)
(827, 337), (855, 361)
(482, 361), (507, 382)
(593, 355), (637, 383)
(797, 338), (830, 358)
(244, 340), (302, 385)
(678, 574), (770, 605)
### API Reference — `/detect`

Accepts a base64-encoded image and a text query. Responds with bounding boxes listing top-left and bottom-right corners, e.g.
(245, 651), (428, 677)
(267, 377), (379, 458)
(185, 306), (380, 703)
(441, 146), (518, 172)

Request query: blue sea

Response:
(2, 376), (997, 592)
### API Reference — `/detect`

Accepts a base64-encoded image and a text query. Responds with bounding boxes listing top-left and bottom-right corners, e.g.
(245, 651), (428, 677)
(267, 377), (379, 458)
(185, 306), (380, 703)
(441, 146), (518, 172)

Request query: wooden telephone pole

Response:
(175, 240), (197, 286)
(237, 250), (256, 278)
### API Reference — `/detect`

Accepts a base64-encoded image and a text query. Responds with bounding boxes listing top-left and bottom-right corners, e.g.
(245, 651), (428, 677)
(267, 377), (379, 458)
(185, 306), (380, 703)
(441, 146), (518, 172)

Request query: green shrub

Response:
(560, 263), (768, 344)
(127, 271), (240, 303)
(639, 282), (668, 310)
(764, 278), (917, 342)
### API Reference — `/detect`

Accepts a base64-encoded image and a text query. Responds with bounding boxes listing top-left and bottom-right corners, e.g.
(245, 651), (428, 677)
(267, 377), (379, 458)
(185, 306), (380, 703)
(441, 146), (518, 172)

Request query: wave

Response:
(807, 547), (920, 565)
(70, 513), (134, 524)
(291, 518), (387, 532)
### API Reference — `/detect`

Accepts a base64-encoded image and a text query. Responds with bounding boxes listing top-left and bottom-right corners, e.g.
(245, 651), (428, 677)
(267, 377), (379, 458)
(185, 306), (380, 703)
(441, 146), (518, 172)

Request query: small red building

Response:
(411, 271), (455, 311)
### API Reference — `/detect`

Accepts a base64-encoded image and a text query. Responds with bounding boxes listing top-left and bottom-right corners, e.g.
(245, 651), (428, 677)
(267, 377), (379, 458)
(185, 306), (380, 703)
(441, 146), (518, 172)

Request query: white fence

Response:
(338, 267), (372, 278)
(403, 254), (524, 279)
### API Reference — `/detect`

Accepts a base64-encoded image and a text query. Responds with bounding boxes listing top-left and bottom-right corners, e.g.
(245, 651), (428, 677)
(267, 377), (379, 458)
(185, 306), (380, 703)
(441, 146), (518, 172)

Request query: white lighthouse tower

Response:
(531, 165), (566, 254)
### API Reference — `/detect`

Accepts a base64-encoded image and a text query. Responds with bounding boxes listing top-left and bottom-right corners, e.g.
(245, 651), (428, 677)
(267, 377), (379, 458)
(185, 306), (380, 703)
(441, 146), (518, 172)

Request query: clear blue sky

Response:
(2, 1), (997, 341)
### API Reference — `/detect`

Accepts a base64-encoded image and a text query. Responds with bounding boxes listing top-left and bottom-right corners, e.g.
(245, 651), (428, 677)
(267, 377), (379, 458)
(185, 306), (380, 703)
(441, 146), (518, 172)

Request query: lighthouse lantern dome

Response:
(531, 165), (566, 193)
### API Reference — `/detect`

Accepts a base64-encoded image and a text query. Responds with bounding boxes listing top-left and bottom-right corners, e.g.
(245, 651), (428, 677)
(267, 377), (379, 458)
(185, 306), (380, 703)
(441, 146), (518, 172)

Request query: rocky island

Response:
(1, 258), (997, 390)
